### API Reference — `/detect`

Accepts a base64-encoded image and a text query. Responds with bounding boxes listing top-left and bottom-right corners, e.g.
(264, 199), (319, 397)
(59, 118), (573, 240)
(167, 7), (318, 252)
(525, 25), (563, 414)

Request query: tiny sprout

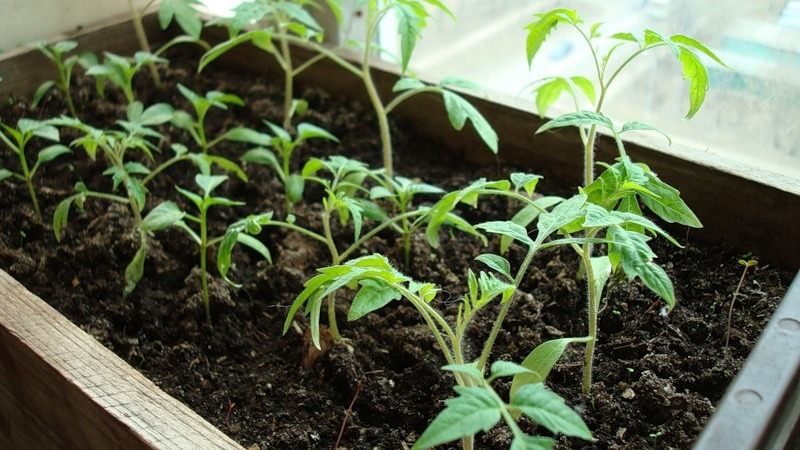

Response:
(31, 40), (81, 116)
(83, 51), (168, 104)
(0, 118), (71, 221)
(726, 259), (758, 348)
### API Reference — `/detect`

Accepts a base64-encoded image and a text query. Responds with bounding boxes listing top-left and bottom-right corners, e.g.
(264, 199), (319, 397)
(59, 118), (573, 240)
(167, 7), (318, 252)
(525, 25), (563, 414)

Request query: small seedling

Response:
(127, 0), (208, 88)
(726, 259), (758, 348)
(369, 174), (444, 269)
(31, 40), (81, 116)
(171, 83), (245, 153)
(202, 0), (498, 176)
(242, 121), (338, 210)
(83, 51), (168, 104)
(201, 0), (333, 129)
(142, 173), (271, 322)
(0, 118), (71, 220)
(52, 102), (175, 294)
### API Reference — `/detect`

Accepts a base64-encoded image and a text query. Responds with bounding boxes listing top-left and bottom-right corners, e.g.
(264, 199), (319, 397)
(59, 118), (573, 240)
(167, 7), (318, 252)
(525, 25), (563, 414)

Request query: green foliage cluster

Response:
(0, 3), (731, 449)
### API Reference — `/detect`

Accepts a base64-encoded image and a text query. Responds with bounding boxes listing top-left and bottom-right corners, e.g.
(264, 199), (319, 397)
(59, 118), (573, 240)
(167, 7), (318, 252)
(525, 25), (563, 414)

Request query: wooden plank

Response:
(0, 269), (243, 450)
(0, 12), (163, 101)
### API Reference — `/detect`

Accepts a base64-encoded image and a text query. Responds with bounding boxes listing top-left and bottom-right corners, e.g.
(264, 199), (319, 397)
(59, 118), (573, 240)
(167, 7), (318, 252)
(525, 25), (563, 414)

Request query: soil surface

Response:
(0, 50), (794, 450)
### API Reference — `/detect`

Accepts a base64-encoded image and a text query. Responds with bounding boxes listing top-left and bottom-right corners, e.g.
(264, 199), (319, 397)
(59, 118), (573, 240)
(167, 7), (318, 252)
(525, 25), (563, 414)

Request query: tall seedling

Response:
(31, 40), (81, 116)
(201, 0), (498, 176)
(525, 8), (730, 393)
(200, 0), (336, 129)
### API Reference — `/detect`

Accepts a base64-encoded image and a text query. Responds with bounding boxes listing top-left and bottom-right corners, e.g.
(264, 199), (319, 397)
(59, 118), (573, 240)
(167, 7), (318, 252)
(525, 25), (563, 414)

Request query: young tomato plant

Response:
(83, 51), (168, 104)
(52, 102), (175, 294)
(201, 0), (498, 176)
(127, 0), (208, 88)
(200, 0), (336, 129)
(142, 173), (271, 322)
(0, 118), (71, 221)
(413, 362), (591, 450)
(31, 40), (81, 116)
(171, 83), (245, 154)
(241, 121), (338, 211)
(525, 8), (730, 393)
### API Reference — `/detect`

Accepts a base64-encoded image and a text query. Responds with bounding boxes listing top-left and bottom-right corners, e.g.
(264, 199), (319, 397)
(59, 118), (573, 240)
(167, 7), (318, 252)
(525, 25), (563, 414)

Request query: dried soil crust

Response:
(0, 55), (793, 450)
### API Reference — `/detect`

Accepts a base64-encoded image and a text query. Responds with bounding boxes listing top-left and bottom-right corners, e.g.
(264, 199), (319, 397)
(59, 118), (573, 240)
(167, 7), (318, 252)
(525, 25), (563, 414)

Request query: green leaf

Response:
(127, 178), (148, 213)
(511, 435), (556, 450)
(474, 254), (512, 280)
(243, 148), (280, 172)
(297, 122), (338, 142)
(511, 383), (592, 439)
(477, 221), (533, 248)
(285, 173), (305, 204)
(501, 197), (563, 253)
(33, 144), (71, 173)
(442, 91), (498, 153)
(216, 231), (240, 285)
(525, 9), (578, 67)
(510, 337), (591, 401)
(393, 77), (426, 92)
(607, 226), (675, 307)
(677, 46), (709, 119)
(441, 364), (484, 382)
(589, 256), (613, 308)
(0, 169), (14, 182)
(412, 386), (501, 449)
(158, 0), (203, 39)
(138, 103), (175, 126)
(223, 127), (272, 146)
(395, 4), (423, 73)
(571, 76), (596, 104)
(639, 172), (701, 227)
(510, 173), (542, 196)
(199, 30), (273, 72)
(141, 201), (185, 231)
(32, 81), (56, 108)
(124, 244), (147, 296)
(347, 279), (402, 321)
(620, 121), (672, 146)
(671, 35), (732, 70)
(489, 361), (533, 380)
(537, 110), (614, 134)
(643, 29), (680, 58)
(195, 173), (228, 197)
(536, 194), (587, 239)
(236, 233), (272, 264)
(53, 193), (84, 241)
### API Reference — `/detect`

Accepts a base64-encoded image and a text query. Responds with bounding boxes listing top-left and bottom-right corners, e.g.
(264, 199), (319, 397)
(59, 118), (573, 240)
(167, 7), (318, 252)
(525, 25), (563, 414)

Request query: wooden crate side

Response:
(0, 12), (163, 101)
(0, 269), (243, 450)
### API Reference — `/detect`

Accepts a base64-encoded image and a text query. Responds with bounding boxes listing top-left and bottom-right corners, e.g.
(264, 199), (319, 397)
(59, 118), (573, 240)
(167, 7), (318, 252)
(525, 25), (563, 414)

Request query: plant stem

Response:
(322, 203), (343, 342)
(17, 152), (42, 221)
(279, 31), (294, 130)
(476, 246), (538, 372)
(200, 205), (211, 322)
(127, 0), (162, 89)
(726, 261), (757, 348)
(581, 244), (599, 394)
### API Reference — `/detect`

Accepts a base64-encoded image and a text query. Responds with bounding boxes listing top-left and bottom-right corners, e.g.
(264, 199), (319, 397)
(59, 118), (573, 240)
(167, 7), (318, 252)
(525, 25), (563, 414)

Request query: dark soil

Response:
(0, 51), (794, 450)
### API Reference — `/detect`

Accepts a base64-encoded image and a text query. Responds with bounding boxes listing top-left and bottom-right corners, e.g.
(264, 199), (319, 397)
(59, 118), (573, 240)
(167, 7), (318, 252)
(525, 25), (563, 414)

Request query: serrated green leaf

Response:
(620, 121), (672, 145)
(537, 194), (586, 238)
(511, 383), (592, 439)
(607, 226), (675, 307)
(348, 279), (402, 321)
(639, 172), (701, 227)
(442, 91), (498, 153)
(141, 201), (185, 231)
(525, 9), (578, 67)
(412, 386), (501, 449)
(510, 173), (542, 196)
(677, 46), (709, 119)
(477, 221), (534, 248)
(671, 35), (731, 69)
(501, 197), (563, 253)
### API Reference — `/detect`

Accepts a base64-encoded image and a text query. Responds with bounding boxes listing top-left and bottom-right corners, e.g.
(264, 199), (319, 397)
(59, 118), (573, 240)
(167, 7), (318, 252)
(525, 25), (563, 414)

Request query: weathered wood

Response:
(0, 269), (243, 450)
(0, 12), (161, 101)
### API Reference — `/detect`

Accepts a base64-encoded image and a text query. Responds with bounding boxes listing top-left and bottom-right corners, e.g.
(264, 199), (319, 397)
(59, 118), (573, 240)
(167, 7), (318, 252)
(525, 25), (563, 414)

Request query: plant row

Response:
(0, 1), (730, 449)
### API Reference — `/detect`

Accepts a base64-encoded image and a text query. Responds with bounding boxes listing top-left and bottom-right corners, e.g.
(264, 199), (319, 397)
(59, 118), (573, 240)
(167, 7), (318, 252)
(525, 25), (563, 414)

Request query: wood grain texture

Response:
(0, 269), (243, 450)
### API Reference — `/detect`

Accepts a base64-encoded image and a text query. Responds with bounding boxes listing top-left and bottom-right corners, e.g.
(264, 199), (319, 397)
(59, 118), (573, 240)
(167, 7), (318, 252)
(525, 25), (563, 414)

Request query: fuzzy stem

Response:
(581, 244), (598, 394)
(200, 205), (211, 322)
(127, 0), (162, 88)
